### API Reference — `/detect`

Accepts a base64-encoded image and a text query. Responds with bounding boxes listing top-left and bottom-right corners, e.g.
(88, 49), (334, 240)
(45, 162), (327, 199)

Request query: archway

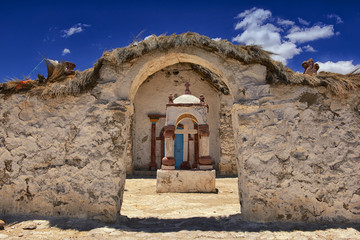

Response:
(132, 62), (231, 172)
(125, 51), (234, 103)
(122, 46), (239, 219)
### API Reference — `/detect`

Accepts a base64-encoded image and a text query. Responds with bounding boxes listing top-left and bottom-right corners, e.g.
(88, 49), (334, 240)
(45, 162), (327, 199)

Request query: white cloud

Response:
(286, 25), (334, 43)
(233, 8), (339, 66)
(327, 14), (343, 24)
(268, 42), (302, 64)
(61, 23), (90, 38)
(317, 60), (360, 74)
(303, 45), (317, 52)
(233, 8), (301, 65)
(62, 48), (71, 56)
(211, 37), (222, 41)
(277, 18), (295, 26)
(298, 17), (310, 25)
(234, 7), (271, 30)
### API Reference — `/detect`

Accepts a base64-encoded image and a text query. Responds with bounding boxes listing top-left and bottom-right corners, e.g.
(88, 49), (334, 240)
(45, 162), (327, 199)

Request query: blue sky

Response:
(1, 0), (359, 82)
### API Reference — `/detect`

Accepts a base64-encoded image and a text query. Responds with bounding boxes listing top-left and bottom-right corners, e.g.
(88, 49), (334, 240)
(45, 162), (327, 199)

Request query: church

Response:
(0, 33), (359, 223)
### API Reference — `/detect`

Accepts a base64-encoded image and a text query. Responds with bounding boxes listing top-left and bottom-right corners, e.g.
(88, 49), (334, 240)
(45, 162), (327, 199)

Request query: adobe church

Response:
(0, 33), (359, 223)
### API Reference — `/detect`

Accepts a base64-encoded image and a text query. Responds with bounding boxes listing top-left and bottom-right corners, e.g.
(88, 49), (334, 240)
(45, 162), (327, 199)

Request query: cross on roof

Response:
(185, 82), (191, 94)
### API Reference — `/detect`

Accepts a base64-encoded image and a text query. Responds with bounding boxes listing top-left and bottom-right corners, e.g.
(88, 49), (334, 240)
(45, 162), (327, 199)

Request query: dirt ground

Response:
(121, 177), (241, 218)
(1, 177), (360, 239)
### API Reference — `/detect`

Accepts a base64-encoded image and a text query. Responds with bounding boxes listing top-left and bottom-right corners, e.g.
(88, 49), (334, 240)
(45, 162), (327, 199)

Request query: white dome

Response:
(173, 94), (200, 104)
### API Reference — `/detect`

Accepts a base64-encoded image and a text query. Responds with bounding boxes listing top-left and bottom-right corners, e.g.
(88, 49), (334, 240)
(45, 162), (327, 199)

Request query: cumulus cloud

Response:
(61, 23), (91, 38)
(298, 17), (310, 25)
(233, 8), (301, 64)
(62, 48), (71, 56)
(327, 14), (343, 24)
(303, 45), (317, 52)
(317, 60), (360, 74)
(235, 7), (271, 30)
(232, 8), (340, 65)
(286, 25), (334, 43)
(211, 37), (222, 41)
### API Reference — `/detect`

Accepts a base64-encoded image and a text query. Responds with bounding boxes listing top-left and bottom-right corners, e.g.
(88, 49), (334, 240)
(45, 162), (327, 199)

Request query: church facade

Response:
(0, 33), (359, 223)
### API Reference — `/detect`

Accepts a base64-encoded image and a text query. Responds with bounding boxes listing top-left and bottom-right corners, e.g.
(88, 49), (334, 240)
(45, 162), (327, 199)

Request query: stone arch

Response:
(128, 48), (237, 176)
(124, 51), (233, 102)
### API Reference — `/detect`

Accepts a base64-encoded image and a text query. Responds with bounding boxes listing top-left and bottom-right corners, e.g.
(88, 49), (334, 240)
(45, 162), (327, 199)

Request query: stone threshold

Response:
(156, 169), (216, 193)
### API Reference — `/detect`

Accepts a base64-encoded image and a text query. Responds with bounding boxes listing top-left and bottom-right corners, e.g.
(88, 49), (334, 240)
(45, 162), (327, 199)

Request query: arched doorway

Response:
(132, 63), (224, 172)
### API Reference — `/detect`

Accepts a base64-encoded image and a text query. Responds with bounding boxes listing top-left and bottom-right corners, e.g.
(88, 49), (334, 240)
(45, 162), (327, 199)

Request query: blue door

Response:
(174, 127), (184, 169)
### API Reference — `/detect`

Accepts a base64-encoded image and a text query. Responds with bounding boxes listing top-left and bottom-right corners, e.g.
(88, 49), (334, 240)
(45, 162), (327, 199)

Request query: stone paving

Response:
(1, 177), (359, 239)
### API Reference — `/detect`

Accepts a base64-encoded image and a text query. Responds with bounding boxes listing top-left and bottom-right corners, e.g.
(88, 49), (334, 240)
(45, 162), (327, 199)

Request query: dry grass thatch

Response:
(286, 71), (360, 97)
(1, 32), (359, 97)
(0, 59), (102, 97)
(93, 32), (360, 97)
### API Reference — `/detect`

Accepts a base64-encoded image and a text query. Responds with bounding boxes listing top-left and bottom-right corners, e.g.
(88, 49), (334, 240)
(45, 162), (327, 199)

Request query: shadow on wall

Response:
(3, 214), (360, 233)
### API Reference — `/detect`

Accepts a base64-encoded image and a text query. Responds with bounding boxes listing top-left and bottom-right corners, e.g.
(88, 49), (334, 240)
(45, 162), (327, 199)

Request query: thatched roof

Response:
(0, 32), (359, 97)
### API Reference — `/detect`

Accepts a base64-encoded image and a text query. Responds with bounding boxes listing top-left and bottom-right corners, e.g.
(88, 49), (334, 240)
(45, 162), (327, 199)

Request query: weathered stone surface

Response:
(234, 85), (360, 222)
(156, 170), (216, 193)
(219, 104), (236, 176)
(0, 93), (129, 222)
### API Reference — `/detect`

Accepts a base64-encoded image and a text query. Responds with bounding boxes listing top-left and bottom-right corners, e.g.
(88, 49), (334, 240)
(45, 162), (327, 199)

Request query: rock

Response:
(0, 220), (4, 230)
(22, 222), (37, 230)
(290, 147), (308, 161)
(33, 220), (50, 229)
(156, 169), (216, 193)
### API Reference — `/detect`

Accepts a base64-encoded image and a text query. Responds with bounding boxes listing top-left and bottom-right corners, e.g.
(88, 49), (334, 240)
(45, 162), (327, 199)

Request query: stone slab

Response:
(156, 170), (216, 193)
(161, 165), (175, 170)
(199, 165), (213, 170)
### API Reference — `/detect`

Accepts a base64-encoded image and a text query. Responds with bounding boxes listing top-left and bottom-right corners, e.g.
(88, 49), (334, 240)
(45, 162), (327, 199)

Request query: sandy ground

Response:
(1, 177), (360, 239)
(121, 177), (241, 218)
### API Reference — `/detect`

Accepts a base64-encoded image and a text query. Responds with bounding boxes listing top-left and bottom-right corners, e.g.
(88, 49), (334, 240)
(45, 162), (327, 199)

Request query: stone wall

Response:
(0, 88), (131, 222)
(1, 42), (359, 224)
(234, 85), (360, 222)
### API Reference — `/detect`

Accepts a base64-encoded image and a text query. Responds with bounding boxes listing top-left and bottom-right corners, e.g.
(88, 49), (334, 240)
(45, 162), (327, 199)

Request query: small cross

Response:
(185, 82), (191, 94)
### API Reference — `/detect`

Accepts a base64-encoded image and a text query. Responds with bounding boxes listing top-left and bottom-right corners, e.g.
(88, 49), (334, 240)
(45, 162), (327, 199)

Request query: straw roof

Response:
(0, 32), (359, 98)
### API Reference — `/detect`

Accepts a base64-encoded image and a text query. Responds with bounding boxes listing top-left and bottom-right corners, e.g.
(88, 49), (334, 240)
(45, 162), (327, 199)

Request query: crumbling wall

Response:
(0, 87), (131, 222)
(233, 85), (360, 222)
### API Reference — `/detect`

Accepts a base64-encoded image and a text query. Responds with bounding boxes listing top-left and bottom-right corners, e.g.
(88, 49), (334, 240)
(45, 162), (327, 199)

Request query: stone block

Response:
(199, 165), (213, 170)
(156, 170), (216, 193)
(161, 165), (175, 170)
